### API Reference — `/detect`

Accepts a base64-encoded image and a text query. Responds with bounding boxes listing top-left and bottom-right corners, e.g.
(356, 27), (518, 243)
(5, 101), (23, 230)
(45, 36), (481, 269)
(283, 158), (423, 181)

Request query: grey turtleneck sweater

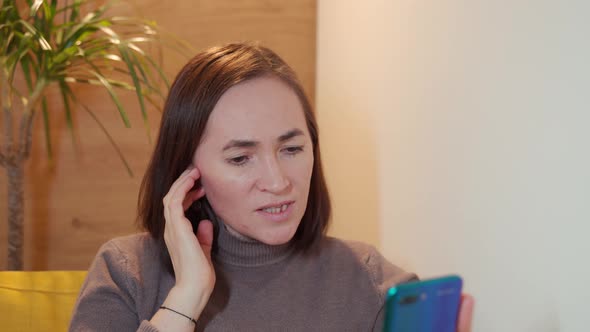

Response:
(69, 224), (416, 331)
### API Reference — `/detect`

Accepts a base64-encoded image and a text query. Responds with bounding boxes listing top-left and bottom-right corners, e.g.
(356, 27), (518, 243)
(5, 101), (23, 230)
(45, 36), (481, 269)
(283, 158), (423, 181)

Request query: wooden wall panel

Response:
(0, 0), (316, 270)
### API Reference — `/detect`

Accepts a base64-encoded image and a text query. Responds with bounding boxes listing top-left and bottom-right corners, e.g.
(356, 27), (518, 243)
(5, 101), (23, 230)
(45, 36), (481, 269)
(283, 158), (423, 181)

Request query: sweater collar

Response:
(213, 222), (293, 267)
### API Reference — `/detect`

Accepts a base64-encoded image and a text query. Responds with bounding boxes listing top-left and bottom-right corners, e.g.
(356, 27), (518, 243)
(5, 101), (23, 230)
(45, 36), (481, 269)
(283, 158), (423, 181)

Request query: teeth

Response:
(263, 204), (289, 214)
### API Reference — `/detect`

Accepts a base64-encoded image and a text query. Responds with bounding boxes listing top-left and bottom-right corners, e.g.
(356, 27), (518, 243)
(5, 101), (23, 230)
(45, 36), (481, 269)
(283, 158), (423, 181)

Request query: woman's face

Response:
(193, 76), (314, 245)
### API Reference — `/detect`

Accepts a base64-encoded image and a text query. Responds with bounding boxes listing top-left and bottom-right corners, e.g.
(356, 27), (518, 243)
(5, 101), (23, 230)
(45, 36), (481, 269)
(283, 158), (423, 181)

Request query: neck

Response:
(213, 222), (293, 267)
(223, 223), (257, 242)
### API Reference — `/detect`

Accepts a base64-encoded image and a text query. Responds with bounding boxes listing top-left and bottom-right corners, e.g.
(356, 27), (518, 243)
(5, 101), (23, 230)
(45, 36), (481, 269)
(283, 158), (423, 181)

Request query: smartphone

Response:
(382, 275), (462, 332)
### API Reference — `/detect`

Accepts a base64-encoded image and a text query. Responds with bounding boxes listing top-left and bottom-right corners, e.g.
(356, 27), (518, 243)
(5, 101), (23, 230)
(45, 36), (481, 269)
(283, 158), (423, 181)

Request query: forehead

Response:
(201, 76), (308, 145)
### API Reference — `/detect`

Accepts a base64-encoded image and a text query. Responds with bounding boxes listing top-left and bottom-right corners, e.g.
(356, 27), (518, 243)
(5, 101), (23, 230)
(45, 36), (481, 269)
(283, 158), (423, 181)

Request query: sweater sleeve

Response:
(364, 246), (419, 332)
(68, 240), (160, 332)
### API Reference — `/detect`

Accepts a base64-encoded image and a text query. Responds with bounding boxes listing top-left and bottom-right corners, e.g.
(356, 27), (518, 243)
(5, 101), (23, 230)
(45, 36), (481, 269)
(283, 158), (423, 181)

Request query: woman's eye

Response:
(283, 146), (304, 155)
(228, 156), (249, 166)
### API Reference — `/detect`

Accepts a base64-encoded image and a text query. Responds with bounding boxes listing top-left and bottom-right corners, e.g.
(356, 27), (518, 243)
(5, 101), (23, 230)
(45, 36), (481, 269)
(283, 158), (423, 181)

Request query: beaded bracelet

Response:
(159, 305), (198, 325)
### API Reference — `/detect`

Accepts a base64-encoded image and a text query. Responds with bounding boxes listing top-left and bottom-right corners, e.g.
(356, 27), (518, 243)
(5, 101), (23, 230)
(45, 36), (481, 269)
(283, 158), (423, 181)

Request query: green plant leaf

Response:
(118, 44), (149, 135)
(30, 0), (44, 17)
(65, 89), (134, 176)
(1, 0), (185, 177)
(7, 33), (36, 84)
(43, 0), (57, 21)
(62, 6), (109, 47)
(85, 68), (130, 127)
(143, 52), (169, 89)
(58, 80), (76, 148)
(128, 50), (166, 99)
(20, 54), (34, 91)
(51, 45), (78, 66)
(41, 97), (53, 160)
(68, 0), (82, 22)
(63, 75), (136, 90)
(143, 92), (163, 113)
(17, 19), (51, 51)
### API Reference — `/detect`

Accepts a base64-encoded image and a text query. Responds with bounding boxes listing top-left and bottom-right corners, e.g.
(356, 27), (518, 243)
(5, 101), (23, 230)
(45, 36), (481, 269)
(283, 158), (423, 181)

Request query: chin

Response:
(257, 225), (299, 246)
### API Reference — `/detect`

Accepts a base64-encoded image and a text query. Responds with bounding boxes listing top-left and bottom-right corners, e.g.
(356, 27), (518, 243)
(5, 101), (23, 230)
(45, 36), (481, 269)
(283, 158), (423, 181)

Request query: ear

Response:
(188, 162), (203, 186)
(192, 178), (203, 191)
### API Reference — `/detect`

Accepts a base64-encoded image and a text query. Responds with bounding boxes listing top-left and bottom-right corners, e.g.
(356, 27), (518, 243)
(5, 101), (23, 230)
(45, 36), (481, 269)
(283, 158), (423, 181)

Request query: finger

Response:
(163, 168), (194, 220)
(166, 168), (192, 196)
(182, 187), (206, 211)
(457, 293), (474, 332)
(166, 170), (202, 221)
(166, 167), (200, 203)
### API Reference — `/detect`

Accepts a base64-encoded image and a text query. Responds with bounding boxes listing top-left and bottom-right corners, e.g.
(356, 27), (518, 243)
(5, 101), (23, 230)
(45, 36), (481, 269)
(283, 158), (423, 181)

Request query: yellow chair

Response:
(0, 271), (87, 332)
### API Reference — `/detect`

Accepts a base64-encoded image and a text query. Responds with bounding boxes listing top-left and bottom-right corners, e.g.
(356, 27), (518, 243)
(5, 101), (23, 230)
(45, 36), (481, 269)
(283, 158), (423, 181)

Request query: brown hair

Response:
(137, 42), (331, 263)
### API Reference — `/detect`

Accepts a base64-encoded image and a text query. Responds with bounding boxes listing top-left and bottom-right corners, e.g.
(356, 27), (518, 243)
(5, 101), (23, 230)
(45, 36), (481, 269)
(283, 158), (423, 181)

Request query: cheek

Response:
(200, 168), (253, 210)
(294, 152), (314, 185)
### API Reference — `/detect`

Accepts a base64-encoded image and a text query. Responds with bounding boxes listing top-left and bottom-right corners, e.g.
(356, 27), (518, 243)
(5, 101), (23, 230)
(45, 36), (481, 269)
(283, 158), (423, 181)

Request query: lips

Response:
(260, 203), (290, 214)
(256, 201), (295, 222)
(256, 200), (294, 212)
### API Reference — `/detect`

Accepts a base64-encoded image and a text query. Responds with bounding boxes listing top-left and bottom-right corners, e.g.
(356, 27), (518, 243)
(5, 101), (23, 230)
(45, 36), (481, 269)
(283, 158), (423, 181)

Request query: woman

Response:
(69, 42), (474, 332)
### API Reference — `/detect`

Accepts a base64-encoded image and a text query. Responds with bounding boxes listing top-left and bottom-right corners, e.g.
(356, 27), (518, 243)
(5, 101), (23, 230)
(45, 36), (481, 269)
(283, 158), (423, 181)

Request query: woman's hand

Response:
(457, 293), (475, 332)
(151, 167), (215, 331)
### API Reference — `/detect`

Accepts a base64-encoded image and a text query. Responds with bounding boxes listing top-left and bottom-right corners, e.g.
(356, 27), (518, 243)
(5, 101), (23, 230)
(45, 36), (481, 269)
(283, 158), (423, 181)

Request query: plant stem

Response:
(1, 65), (44, 270)
(1, 61), (12, 164)
(1, 57), (24, 270)
(19, 77), (45, 161)
(6, 160), (24, 270)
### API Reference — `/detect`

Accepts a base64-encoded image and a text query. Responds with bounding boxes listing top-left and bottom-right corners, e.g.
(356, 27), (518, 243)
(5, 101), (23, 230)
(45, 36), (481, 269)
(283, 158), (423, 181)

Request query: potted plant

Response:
(0, 0), (175, 270)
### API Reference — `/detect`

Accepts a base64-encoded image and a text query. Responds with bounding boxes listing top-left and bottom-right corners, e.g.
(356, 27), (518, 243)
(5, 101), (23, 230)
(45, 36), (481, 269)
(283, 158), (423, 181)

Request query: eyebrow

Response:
(222, 128), (305, 151)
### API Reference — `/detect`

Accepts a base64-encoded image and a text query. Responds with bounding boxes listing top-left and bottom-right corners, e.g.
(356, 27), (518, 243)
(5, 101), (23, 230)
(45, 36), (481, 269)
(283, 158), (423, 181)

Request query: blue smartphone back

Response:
(383, 275), (462, 332)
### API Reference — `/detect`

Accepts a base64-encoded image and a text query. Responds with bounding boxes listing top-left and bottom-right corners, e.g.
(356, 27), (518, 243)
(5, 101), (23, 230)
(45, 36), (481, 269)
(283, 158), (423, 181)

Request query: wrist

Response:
(165, 285), (210, 318)
(159, 305), (198, 325)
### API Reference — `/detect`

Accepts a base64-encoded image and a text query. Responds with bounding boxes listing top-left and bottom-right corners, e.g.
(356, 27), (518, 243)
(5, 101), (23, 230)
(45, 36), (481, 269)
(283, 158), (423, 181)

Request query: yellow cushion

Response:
(0, 271), (87, 332)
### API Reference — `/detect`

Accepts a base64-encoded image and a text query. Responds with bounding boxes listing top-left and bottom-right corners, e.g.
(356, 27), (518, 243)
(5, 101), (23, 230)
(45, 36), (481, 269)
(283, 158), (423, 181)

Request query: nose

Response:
(256, 155), (291, 194)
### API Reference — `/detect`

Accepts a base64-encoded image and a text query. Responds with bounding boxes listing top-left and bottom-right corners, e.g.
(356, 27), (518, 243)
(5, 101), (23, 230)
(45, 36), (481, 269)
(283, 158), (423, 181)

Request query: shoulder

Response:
(71, 233), (163, 330)
(98, 232), (159, 263)
(319, 237), (418, 292)
(88, 233), (163, 287)
(317, 236), (390, 268)
(321, 237), (379, 260)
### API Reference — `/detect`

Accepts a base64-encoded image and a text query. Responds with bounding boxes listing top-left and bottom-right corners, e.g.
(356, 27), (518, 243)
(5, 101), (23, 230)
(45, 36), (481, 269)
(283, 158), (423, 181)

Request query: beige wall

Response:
(317, 0), (590, 331)
(315, 1), (385, 246)
(0, 0), (316, 270)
